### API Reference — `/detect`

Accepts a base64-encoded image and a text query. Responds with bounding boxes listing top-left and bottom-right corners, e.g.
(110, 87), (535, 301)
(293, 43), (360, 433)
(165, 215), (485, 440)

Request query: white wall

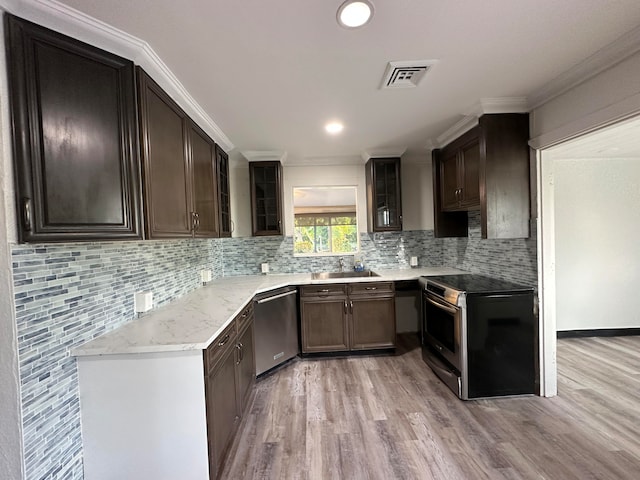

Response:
(229, 157), (251, 238)
(530, 50), (640, 148)
(0, 14), (24, 480)
(283, 164), (366, 236)
(531, 43), (640, 398)
(401, 153), (434, 231)
(554, 158), (640, 331)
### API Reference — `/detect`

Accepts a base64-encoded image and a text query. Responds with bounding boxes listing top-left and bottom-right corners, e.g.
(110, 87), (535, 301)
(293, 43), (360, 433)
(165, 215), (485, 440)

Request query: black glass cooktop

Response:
(424, 274), (534, 295)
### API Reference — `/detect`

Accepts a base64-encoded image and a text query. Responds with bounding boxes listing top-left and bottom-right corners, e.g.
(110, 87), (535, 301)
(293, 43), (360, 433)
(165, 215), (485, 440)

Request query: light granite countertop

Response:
(72, 267), (467, 357)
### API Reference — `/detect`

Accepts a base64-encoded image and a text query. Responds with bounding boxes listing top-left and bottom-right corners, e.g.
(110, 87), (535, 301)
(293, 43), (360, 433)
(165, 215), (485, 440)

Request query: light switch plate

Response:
(261, 263), (269, 274)
(410, 256), (418, 267)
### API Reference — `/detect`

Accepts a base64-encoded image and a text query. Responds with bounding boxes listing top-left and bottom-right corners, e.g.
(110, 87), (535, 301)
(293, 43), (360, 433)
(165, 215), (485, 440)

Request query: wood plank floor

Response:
(221, 335), (640, 479)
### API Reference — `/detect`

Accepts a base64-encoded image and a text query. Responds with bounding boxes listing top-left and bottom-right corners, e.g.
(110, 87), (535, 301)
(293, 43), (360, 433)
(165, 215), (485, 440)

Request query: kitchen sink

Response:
(311, 270), (380, 280)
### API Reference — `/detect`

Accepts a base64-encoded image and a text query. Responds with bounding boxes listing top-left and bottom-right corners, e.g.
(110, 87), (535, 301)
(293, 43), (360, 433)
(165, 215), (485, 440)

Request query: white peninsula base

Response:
(77, 350), (209, 480)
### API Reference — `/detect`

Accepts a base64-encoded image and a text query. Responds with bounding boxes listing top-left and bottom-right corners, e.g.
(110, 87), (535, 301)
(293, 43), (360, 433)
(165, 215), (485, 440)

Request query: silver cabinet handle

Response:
(344, 300), (347, 314)
(22, 198), (31, 231)
(218, 334), (230, 347)
(191, 211), (199, 236)
(236, 344), (242, 365)
(365, 287), (377, 291)
(349, 300), (353, 313)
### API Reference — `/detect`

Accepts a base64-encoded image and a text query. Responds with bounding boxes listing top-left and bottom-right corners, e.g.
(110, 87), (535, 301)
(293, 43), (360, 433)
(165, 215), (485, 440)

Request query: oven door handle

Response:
(425, 295), (458, 315)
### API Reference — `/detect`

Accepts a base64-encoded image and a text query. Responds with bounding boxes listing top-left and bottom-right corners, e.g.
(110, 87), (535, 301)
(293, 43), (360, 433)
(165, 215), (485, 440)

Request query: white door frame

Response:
(531, 96), (640, 397)
(536, 150), (558, 397)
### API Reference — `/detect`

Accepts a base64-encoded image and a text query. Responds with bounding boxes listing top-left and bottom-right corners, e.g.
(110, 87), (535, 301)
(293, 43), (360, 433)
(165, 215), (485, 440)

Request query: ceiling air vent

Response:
(381, 60), (437, 89)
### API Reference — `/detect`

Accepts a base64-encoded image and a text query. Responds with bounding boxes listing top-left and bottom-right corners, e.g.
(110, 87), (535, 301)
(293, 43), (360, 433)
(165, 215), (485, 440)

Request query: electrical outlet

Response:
(200, 269), (212, 283)
(261, 263), (269, 274)
(410, 256), (418, 267)
(134, 291), (153, 313)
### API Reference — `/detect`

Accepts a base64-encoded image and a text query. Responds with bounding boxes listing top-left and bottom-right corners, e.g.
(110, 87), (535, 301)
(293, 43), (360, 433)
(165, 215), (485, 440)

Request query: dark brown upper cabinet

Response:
(365, 157), (403, 232)
(432, 113), (530, 239)
(439, 130), (480, 211)
(215, 145), (232, 238)
(6, 14), (142, 242)
(249, 161), (283, 236)
(137, 68), (219, 239)
(188, 120), (219, 238)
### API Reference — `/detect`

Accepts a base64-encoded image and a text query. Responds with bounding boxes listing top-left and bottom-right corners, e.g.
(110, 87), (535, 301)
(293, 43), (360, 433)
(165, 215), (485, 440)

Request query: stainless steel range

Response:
(419, 275), (536, 400)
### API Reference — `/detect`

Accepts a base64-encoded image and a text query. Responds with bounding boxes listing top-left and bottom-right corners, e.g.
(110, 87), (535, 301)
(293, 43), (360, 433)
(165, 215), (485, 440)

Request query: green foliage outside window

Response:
(294, 214), (358, 254)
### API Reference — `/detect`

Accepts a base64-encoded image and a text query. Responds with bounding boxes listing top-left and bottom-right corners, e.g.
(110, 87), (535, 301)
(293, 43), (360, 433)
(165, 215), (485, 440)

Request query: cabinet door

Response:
(187, 120), (218, 237)
(137, 68), (192, 238)
(350, 296), (396, 350)
(6, 15), (142, 242)
(439, 150), (460, 211)
(215, 145), (232, 237)
(459, 138), (480, 209)
(366, 157), (402, 232)
(236, 321), (256, 413)
(205, 343), (239, 479)
(249, 161), (283, 236)
(300, 297), (349, 352)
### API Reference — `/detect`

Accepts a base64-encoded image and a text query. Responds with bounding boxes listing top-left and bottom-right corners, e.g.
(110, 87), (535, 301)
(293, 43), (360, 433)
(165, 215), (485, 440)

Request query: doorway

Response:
(537, 115), (640, 396)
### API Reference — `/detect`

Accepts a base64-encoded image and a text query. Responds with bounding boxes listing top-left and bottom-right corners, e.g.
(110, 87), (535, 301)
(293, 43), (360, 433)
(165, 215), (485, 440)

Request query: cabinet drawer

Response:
(236, 302), (254, 335)
(205, 322), (237, 373)
(348, 282), (394, 296)
(300, 284), (347, 297)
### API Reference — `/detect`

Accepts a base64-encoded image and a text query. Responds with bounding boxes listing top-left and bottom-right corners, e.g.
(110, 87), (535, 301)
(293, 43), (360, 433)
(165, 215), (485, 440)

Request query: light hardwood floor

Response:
(221, 335), (640, 479)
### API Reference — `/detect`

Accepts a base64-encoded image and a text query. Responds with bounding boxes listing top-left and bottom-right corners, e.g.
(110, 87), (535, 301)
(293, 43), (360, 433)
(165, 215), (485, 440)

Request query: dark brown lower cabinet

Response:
(350, 296), (396, 350)
(206, 340), (239, 479)
(300, 283), (396, 353)
(236, 320), (256, 415)
(204, 303), (255, 479)
(300, 296), (349, 352)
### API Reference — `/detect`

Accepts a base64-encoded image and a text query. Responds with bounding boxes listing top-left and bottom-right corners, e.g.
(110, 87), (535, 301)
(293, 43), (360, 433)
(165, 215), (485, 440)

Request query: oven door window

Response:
(424, 294), (459, 358)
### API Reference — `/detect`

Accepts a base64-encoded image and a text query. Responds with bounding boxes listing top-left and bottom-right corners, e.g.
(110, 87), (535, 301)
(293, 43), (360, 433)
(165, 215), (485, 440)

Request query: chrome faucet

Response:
(338, 257), (345, 272)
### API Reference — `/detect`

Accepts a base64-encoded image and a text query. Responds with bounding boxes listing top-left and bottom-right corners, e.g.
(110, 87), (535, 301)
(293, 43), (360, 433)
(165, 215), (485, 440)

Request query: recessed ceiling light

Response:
(325, 122), (344, 134)
(337, 1), (374, 29)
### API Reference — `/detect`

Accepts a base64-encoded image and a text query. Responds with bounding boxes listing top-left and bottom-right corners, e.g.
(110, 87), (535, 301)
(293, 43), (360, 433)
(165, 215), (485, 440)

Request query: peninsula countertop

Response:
(72, 267), (467, 357)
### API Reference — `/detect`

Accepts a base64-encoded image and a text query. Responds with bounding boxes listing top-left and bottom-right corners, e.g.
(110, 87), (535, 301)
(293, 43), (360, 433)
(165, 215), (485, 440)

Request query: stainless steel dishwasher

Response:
(253, 286), (299, 376)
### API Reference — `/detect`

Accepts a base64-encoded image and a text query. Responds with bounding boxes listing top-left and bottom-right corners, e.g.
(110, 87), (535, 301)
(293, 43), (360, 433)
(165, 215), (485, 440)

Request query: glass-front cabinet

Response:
(215, 145), (232, 237)
(249, 161), (283, 236)
(365, 157), (402, 232)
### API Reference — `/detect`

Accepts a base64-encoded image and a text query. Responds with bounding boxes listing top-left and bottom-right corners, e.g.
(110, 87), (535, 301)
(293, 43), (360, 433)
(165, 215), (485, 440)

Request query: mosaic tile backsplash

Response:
(441, 211), (538, 286)
(221, 230), (443, 275)
(11, 222), (537, 480)
(12, 239), (222, 480)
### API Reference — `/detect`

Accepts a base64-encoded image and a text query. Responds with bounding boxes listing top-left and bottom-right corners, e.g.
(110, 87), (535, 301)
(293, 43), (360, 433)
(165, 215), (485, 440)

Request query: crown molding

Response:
(360, 147), (407, 162)
(435, 115), (478, 149)
(527, 24), (640, 110)
(423, 139), (436, 151)
(0, 0), (234, 152)
(463, 97), (528, 117)
(433, 97), (529, 148)
(241, 150), (288, 163)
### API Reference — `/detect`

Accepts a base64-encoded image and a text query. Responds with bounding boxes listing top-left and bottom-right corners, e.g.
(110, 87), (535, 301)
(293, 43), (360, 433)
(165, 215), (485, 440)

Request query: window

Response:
(294, 214), (358, 254)
(292, 186), (359, 256)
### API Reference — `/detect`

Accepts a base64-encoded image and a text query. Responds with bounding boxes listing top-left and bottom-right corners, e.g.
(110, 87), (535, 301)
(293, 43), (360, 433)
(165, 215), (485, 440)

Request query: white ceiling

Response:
(55, 0), (640, 163)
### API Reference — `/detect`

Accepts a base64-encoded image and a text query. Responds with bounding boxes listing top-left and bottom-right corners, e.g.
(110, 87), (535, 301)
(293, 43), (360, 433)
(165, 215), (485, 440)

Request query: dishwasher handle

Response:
(256, 290), (297, 304)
